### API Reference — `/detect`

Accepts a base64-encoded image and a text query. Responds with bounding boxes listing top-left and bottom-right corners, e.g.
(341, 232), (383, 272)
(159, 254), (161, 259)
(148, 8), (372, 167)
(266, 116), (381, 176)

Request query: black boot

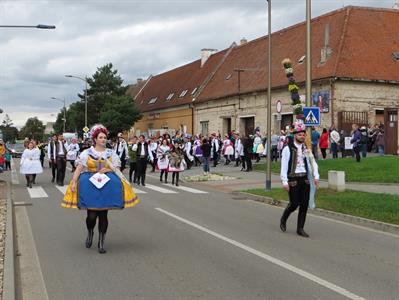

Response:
(297, 229), (309, 238)
(85, 229), (94, 248)
(165, 173), (168, 183)
(98, 233), (106, 254)
(280, 218), (286, 232)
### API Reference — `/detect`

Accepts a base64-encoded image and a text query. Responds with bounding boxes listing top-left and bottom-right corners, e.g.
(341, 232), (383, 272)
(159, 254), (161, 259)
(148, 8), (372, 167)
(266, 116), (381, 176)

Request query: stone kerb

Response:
(328, 170), (345, 192)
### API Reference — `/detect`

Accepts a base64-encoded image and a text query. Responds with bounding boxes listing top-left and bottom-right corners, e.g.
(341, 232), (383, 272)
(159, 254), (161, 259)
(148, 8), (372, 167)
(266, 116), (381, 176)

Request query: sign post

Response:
(303, 107), (321, 127)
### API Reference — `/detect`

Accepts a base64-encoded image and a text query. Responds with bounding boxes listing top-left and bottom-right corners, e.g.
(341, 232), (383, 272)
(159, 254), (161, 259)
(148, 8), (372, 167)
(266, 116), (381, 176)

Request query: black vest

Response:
(286, 143), (309, 179)
(137, 142), (149, 158)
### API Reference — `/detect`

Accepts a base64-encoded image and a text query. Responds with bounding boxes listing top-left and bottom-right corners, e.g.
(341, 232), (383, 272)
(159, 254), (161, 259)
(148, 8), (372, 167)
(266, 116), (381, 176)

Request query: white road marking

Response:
(132, 187), (147, 194)
(155, 208), (365, 300)
(11, 158), (20, 184)
(55, 185), (68, 195)
(248, 200), (399, 239)
(162, 184), (208, 194)
(144, 184), (178, 194)
(27, 186), (48, 198)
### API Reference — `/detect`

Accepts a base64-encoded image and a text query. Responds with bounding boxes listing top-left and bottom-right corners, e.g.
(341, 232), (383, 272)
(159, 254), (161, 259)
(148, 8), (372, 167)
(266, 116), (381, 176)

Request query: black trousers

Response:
(86, 210), (108, 234)
(281, 177), (310, 230)
(56, 157), (66, 185)
(353, 146), (361, 162)
(213, 151), (219, 167)
(129, 161), (137, 183)
(50, 160), (57, 180)
(245, 153), (252, 171)
(271, 146), (278, 162)
(136, 158), (147, 184)
(120, 158), (127, 172)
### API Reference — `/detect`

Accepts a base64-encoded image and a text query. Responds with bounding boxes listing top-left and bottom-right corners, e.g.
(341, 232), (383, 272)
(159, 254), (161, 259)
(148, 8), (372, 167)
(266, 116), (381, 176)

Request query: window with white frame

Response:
(191, 87), (198, 95)
(200, 121), (209, 136)
(166, 93), (174, 101)
(179, 90), (188, 98)
(148, 97), (157, 104)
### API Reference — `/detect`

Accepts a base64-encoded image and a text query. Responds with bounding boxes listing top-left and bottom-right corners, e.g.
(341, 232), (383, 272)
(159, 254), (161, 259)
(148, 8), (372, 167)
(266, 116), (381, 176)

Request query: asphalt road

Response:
(7, 159), (399, 300)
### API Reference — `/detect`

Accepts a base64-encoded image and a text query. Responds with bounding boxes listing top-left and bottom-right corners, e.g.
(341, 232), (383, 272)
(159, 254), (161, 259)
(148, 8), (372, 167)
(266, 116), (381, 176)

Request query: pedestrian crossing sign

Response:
(303, 107), (321, 126)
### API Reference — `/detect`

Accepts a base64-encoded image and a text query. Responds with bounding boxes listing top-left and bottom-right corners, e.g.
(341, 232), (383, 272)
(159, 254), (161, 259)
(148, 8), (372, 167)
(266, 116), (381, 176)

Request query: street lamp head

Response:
(65, 75), (73, 78)
(36, 24), (56, 29)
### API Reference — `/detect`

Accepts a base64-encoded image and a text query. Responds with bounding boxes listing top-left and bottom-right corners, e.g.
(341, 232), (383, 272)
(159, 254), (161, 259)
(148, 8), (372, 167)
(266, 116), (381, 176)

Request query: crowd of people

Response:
(310, 123), (385, 162)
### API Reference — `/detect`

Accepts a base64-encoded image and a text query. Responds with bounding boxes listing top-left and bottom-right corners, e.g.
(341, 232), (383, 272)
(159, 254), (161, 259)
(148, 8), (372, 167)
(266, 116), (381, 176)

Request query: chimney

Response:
(137, 78), (143, 84)
(201, 48), (218, 67)
(240, 37), (248, 45)
(320, 24), (333, 65)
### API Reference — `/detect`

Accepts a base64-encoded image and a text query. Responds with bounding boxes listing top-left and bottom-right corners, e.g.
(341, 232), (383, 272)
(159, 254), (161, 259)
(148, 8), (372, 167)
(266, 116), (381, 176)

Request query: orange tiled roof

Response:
(134, 48), (230, 112)
(134, 6), (399, 110)
(197, 6), (399, 102)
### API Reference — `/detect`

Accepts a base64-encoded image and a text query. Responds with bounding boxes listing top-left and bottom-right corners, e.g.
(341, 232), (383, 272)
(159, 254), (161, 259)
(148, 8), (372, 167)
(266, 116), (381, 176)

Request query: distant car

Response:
(8, 143), (25, 158)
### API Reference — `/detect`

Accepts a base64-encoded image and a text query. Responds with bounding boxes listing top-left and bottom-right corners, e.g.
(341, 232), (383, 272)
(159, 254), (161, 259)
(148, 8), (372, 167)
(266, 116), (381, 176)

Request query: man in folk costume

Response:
(280, 120), (319, 238)
(132, 135), (153, 186)
(47, 134), (59, 183)
(234, 132), (243, 167)
(211, 133), (220, 167)
(48, 133), (68, 186)
(115, 132), (129, 172)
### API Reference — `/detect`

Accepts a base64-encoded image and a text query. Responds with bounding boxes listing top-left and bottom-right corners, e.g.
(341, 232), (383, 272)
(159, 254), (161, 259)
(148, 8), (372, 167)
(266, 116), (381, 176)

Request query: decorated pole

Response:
(281, 58), (305, 120)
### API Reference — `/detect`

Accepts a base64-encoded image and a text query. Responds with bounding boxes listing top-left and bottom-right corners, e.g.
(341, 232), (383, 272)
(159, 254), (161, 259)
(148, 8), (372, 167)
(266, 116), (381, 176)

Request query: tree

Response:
(100, 95), (142, 138)
(0, 114), (19, 142)
(64, 63), (142, 136)
(53, 101), (85, 134)
(19, 117), (45, 141)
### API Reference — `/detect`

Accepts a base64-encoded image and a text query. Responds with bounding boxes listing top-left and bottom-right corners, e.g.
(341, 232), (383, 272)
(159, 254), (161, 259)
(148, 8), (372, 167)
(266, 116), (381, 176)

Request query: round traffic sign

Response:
(276, 100), (282, 113)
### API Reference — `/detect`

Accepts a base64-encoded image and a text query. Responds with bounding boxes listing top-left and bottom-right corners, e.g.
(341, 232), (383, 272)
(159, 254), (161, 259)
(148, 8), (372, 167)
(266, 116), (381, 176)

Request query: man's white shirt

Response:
(280, 142), (320, 186)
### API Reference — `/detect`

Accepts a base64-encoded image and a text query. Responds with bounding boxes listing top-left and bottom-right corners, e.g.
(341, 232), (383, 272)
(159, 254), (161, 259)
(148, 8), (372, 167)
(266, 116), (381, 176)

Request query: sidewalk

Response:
(181, 161), (399, 195)
(0, 179), (9, 299)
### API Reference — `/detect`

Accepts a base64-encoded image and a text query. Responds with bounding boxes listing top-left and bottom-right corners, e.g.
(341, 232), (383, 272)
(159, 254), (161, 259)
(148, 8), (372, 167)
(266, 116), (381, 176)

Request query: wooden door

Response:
(384, 109), (398, 154)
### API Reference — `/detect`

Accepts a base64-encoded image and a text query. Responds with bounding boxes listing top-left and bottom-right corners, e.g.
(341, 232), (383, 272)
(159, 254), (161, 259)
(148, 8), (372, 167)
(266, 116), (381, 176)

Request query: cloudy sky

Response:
(0, 0), (395, 128)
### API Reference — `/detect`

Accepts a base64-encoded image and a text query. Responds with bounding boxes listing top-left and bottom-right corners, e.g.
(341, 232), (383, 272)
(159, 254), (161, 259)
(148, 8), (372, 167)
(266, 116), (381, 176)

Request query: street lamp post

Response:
(0, 24), (56, 29)
(51, 97), (66, 132)
(306, 0), (312, 133)
(65, 75), (88, 129)
(266, 0), (272, 191)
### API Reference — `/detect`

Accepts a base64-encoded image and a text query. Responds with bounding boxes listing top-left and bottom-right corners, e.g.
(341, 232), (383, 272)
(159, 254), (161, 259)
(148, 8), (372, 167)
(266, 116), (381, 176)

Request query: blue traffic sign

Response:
(303, 107), (321, 126)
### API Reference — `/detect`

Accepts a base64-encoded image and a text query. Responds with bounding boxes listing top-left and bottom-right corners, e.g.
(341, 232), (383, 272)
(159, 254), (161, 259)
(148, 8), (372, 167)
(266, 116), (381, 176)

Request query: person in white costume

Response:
(20, 140), (43, 188)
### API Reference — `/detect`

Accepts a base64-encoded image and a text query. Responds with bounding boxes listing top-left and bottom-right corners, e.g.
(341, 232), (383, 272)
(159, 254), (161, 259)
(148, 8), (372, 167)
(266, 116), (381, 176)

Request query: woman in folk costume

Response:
(222, 134), (234, 165)
(62, 124), (139, 254)
(253, 132), (263, 162)
(157, 138), (171, 183)
(66, 137), (80, 172)
(20, 140), (43, 188)
(193, 135), (203, 166)
(168, 140), (186, 186)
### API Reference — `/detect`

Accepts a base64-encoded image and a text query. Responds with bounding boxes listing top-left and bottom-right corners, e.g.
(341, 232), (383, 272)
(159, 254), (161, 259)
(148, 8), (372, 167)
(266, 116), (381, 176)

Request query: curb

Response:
(3, 181), (15, 300)
(236, 191), (399, 235)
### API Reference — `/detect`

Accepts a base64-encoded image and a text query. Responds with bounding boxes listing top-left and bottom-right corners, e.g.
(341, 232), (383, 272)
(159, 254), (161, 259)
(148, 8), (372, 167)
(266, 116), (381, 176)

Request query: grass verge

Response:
(253, 156), (399, 183)
(243, 188), (399, 225)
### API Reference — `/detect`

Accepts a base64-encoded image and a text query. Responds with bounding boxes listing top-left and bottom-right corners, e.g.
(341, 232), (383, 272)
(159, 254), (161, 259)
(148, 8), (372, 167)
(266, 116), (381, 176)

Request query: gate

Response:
(337, 111), (368, 134)
(384, 108), (398, 154)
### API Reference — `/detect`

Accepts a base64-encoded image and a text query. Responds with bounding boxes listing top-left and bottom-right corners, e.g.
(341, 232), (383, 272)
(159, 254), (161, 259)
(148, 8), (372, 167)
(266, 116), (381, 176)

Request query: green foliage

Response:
(243, 188), (399, 225)
(0, 114), (19, 142)
(254, 156), (399, 183)
(64, 63), (141, 136)
(19, 117), (45, 141)
(100, 95), (142, 138)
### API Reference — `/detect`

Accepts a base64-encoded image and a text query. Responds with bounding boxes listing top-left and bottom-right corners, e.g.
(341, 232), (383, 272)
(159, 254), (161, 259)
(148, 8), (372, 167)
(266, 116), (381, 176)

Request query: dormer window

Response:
(179, 90), (188, 98)
(191, 87), (198, 95)
(166, 93), (174, 101)
(148, 97), (157, 104)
